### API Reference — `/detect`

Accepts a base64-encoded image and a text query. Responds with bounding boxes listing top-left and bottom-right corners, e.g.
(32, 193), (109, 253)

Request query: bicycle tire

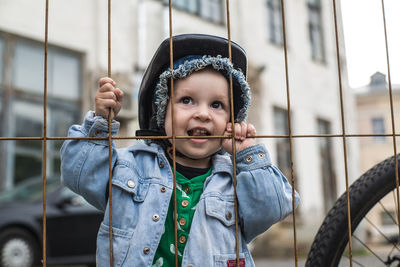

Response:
(306, 154), (400, 267)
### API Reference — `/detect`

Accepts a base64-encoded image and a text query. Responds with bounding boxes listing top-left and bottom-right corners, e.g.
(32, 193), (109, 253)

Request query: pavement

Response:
(254, 255), (389, 266)
(254, 258), (306, 266)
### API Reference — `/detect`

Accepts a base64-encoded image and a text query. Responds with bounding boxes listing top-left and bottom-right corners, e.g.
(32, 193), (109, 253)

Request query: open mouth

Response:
(187, 128), (211, 137)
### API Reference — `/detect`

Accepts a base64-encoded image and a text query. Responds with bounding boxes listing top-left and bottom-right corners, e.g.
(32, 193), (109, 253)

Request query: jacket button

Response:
(225, 211), (232, 220)
(159, 161), (165, 168)
(186, 265), (194, 267)
(153, 214), (160, 222)
(245, 155), (253, 163)
(258, 153), (265, 159)
(152, 214), (160, 222)
(127, 180), (136, 188)
(179, 236), (186, 243)
(160, 186), (166, 193)
(143, 247), (150, 254)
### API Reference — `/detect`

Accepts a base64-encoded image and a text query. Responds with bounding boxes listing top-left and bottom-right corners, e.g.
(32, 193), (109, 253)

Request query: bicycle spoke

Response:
(343, 253), (365, 267)
(352, 235), (387, 264)
(379, 200), (398, 226)
(364, 217), (400, 252)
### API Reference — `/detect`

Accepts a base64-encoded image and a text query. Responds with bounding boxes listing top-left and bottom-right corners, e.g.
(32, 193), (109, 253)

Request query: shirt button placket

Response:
(179, 235), (186, 244)
(182, 199), (189, 207)
(184, 185), (191, 194)
(179, 218), (186, 226)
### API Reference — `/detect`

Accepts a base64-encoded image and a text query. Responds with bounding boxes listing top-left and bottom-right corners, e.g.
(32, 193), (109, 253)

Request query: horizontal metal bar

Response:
(1, 133), (400, 141)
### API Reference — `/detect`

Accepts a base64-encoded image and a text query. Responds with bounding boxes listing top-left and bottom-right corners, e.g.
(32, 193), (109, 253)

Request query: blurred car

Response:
(0, 176), (103, 267)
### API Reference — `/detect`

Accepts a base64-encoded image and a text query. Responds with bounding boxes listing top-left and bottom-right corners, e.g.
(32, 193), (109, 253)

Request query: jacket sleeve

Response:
(234, 144), (300, 243)
(60, 111), (120, 211)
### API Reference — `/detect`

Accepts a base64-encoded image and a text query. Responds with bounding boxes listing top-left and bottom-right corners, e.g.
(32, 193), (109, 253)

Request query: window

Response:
(273, 107), (291, 179)
(163, 0), (223, 23)
(318, 119), (336, 212)
(266, 0), (283, 45)
(13, 40), (44, 93)
(372, 117), (385, 142)
(0, 32), (82, 189)
(307, 0), (325, 62)
(200, 0), (222, 23)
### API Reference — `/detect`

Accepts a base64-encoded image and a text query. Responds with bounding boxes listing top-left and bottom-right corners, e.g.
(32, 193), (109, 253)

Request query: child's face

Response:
(165, 68), (230, 168)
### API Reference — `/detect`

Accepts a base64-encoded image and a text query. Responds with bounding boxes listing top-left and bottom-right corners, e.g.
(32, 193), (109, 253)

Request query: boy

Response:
(61, 34), (299, 267)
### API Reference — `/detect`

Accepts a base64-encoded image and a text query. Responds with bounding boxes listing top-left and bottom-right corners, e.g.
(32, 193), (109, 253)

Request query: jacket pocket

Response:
(214, 253), (253, 267)
(112, 164), (149, 202)
(96, 222), (133, 267)
(205, 196), (235, 227)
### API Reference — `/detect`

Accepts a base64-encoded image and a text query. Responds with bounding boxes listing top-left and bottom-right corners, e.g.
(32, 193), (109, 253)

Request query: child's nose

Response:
(194, 104), (211, 121)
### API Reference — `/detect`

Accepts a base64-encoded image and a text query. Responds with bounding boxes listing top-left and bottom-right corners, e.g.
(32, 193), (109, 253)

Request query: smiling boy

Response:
(61, 34), (299, 267)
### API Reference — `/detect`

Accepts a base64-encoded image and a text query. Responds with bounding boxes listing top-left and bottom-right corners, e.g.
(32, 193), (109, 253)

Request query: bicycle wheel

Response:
(306, 154), (400, 267)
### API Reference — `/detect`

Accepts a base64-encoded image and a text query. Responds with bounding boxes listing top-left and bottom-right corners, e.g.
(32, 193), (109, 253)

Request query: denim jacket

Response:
(61, 111), (299, 267)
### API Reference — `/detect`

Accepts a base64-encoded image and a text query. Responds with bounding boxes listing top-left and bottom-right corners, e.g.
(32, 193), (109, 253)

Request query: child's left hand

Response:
(222, 122), (257, 154)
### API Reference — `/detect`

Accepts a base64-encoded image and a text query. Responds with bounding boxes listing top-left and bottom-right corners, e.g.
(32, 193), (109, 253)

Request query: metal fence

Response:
(0, 0), (398, 267)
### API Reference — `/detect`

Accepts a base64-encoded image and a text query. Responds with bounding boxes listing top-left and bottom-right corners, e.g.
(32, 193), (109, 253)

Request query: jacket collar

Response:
(128, 142), (233, 176)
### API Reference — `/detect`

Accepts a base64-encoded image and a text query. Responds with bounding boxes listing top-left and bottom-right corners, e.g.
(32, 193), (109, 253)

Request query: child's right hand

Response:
(95, 77), (124, 120)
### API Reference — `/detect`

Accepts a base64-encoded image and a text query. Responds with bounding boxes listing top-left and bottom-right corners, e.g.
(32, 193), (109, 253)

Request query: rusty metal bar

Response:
(2, 133), (400, 141)
(167, 1), (179, 266)
(107, 0), (114, 266)
(42, 0), (49, 266)
(279, 0), (298, 265)
(380, 0), (400, 242)
(332, 0), (352, 266)
(224, 1), (240, 266)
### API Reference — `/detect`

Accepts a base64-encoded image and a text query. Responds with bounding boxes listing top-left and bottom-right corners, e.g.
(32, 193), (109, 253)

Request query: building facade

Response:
(357, 72), (400, 173)
(356, 72), (400, 244)
(0, 0), (358, 255)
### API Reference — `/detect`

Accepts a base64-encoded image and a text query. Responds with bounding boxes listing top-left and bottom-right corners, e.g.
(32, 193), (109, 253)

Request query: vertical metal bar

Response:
(380, 0), (400, 239)
(224, 1), (240, 266)
(0, 37), (13, 190)
(332, 1), (352, 266)
(42, 0), (49, 266)
(167, 1), (179, 266)
(108, 0), (111, 78)
(279, 0), (298, 265)
(107, 0), (114, 266)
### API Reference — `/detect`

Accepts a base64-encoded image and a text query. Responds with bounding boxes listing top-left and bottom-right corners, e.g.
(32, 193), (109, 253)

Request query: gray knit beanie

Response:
(153, 54), (251, 128)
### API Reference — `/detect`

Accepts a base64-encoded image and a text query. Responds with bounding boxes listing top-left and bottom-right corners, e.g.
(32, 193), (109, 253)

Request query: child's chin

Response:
(184, 149), (219, 160)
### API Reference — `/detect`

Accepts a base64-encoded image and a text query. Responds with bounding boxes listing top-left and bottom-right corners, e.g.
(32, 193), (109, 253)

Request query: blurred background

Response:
(0, 0), (399, 266)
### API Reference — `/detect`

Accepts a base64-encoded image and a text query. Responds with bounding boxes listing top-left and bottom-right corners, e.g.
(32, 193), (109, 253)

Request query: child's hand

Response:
(222, 122), (257, 154)
(95, 77), (124, 120)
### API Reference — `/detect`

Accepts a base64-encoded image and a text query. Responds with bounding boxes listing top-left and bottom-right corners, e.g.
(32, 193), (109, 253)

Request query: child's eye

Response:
(180, 97), (193, 105)
(211, 101), (223, 109)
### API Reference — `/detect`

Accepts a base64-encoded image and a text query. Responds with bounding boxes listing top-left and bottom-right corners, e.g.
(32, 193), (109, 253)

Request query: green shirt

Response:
(152, 168), (212, 267)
